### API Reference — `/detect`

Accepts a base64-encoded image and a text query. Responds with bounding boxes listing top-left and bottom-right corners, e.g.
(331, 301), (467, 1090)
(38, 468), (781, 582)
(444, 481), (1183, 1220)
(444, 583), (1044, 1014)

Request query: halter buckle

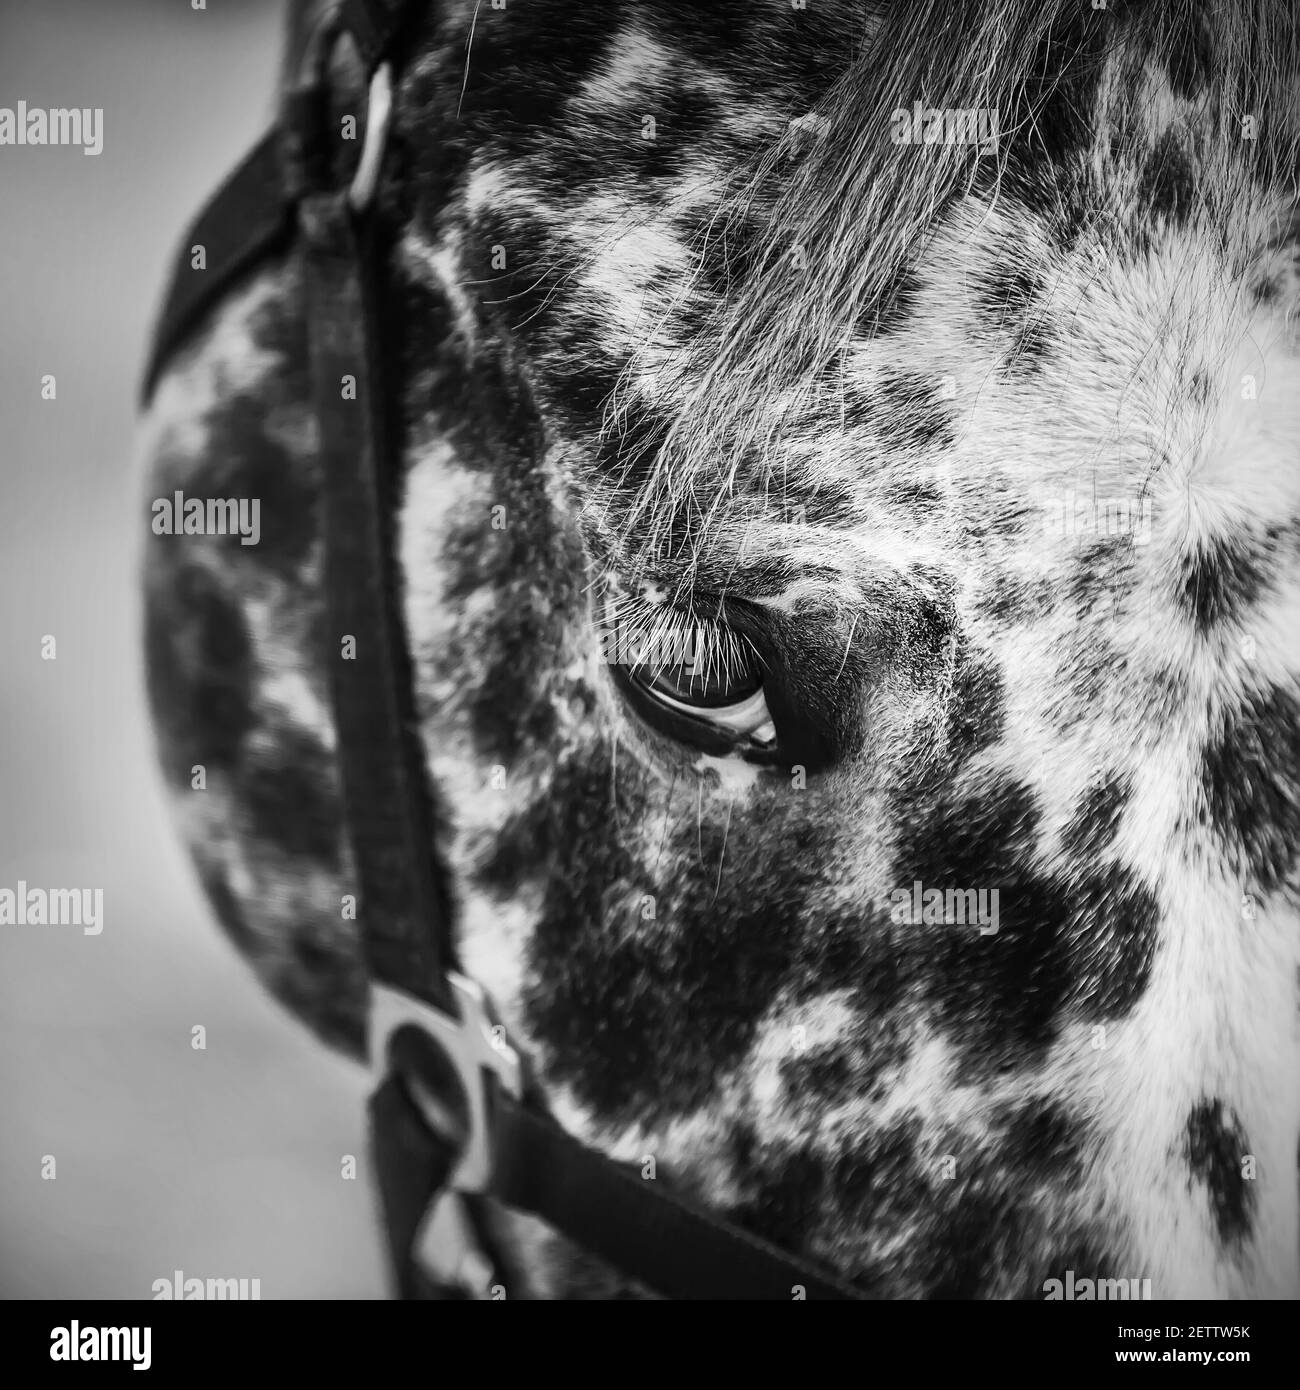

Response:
(286, 9), (394, 212)
(369, 972), (524, 1195)
(348, 63), (393, 213)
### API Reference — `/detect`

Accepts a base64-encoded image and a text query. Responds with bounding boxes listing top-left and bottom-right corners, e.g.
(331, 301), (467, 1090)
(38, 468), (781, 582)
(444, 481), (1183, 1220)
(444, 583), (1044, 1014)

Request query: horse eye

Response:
(613, 636), (778, 751)
(636, 656), (761, 708)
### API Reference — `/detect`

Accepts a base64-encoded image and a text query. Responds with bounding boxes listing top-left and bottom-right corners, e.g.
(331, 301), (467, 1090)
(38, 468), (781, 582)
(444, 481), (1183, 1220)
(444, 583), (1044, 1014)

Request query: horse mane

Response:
(609, 0), (1300, 566)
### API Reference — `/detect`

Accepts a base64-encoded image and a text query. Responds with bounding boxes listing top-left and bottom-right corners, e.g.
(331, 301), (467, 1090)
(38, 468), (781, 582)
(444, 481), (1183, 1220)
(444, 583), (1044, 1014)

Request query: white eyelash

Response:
(597, 590), (763, 693)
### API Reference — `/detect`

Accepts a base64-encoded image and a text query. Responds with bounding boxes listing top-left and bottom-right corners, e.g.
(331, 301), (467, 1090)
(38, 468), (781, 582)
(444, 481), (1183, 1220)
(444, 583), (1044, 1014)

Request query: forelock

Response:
(605, 0), (1300, 577)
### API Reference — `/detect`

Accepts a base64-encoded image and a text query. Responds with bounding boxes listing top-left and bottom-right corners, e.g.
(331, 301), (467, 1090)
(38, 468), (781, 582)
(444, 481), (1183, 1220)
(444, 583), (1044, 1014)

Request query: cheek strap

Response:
(144, 0), (873, 1303)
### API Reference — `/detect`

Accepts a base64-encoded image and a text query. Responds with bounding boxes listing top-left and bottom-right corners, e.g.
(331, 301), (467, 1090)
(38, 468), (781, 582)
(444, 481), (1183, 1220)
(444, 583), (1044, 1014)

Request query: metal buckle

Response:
(290, 10), (393, 213)
(370, 974), (522, 1298)
(369, 971), (524, 1194)
(348, 63), (392, 213)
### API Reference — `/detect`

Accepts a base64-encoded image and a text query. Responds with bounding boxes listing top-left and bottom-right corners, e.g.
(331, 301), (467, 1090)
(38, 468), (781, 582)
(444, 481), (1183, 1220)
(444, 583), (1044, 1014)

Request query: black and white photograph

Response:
(2, 0), (1297, 1353)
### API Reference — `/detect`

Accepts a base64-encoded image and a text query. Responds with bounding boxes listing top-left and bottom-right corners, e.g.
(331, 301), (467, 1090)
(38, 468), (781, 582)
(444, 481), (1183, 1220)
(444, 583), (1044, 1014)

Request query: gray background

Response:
(0, 0), (385, 1298)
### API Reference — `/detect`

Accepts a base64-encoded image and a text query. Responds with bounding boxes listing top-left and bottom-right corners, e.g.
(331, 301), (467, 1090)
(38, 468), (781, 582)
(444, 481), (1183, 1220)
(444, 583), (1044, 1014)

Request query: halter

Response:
(142, 0), (870, 1301)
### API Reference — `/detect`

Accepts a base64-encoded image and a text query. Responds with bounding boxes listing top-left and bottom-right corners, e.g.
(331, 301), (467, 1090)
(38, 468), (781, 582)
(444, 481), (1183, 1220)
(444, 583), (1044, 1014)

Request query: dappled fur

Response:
(140, 0), (1300, 1298)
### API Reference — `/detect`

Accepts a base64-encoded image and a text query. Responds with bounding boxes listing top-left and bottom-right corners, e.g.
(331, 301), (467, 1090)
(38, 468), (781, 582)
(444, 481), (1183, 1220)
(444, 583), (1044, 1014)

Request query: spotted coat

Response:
(140, 0), (1300, 1298)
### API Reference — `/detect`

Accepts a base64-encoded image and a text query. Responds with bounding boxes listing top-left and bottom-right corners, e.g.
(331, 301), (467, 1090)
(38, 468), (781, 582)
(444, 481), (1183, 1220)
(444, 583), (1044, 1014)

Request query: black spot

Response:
(775, 480), (859, 527)
(505, 752), (815, 1120)
(992, 8), (1110, 222)
(891, 780), (1077, 1075)
(446, 1), (627, 153)
(542, 321), (627, 429)
(1068, 536), (1138, 622)
(947, 652), (1007, 770)
(1201, 686), (1300, 892)
(470, 209), (574, 345)
(1024, 10), (1110, 163)
(1007, 317), (1053, 374)
(465, 597), (562, 764)
(1189, 367), (1213, 405)
(871, 371), (956, 454)
(1035, 1233), (1126, 1298)
(922, 1190), (1005, 1299)
(1055, 636), (1130, 729)
(394, 275), (488, 452)
(1176, 534), (1268, 633)
(267, 927), (367, 1058)
(196, 411), (319, 574)
(728, 1149), (828, 1256)
(796, 908), (895, 1008)
(693, 210), (769, 298)
(778, 1024), (903, 1108)
(779, 1045), (851, 1098)
(635, 85), (720, 184)
(143, 564), (254, 781)
(1140, 129), (1197, 226)
(831, 1117), (924, 1222)
(1061, 775), (1132, 859)
(1066, 865), (1160, 1020)
(1250, 275), (1280, 307)
(591, 402), (671, 490)
(853, 261), (920, 340)
(977, 266), (1053, 374)
(1184, 1099), (1255, 1250)
(996, 1101), (1085, 1179)
(439, 513), (512, 602)
(882, 480), (944, 515)
(1160, 10), (1213, 101)
(240, 728), (342, 866)
(245, 273), (305, 361)
(652, 0), (864, 104)
(978, 574), (1055, 627)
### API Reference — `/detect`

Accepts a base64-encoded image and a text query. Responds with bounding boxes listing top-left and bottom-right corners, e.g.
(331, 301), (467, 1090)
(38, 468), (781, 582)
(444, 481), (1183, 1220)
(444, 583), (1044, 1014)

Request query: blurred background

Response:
(0, 0), (385, 1298)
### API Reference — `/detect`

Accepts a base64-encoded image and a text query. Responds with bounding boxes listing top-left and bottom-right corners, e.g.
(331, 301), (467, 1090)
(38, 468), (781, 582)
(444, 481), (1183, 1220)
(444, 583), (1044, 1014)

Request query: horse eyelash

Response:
(599, 595), (763, 691)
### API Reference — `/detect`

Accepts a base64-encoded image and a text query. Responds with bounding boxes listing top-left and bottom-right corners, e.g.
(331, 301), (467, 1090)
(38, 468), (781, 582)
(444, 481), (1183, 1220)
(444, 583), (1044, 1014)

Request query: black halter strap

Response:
(143, 0), (872, 1302)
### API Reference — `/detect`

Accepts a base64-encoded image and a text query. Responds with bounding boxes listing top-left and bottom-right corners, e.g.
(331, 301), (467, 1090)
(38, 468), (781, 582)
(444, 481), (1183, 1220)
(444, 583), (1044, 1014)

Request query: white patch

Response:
(136, 273), (285, 475)
(787, 111), (829, 139)
(399, 232), (478, 348)
(692, 752), (762, 795)
(1099, 874), (1300, 1297)
(571, 24), (675, 111)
